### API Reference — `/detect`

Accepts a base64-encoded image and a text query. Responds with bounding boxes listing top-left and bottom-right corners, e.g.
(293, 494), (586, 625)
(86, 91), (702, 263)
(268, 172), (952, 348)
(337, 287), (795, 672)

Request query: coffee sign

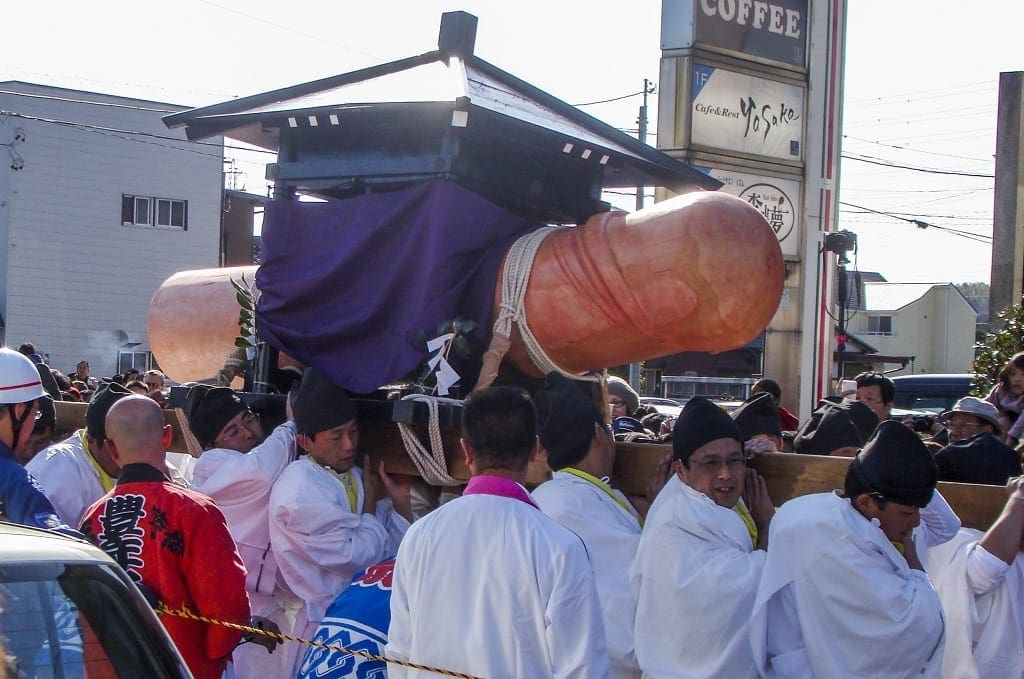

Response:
(695, 0), (808, 67)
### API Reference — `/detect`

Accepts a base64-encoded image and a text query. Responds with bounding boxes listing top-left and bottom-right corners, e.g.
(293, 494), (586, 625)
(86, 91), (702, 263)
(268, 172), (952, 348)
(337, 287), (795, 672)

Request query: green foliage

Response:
(972, 297), (1024, 396)
(230, 274), (259, 351)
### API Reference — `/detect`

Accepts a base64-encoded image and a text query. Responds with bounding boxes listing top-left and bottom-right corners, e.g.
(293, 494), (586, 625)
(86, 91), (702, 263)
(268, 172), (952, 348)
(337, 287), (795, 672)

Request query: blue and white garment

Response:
(296, 559), (394, 679)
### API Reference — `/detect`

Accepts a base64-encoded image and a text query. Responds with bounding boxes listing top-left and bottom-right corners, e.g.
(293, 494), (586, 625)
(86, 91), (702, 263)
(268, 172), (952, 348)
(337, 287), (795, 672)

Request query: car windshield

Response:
(0, 561), (186, 678)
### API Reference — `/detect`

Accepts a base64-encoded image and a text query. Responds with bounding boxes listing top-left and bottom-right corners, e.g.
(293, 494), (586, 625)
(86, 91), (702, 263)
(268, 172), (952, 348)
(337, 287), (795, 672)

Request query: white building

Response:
(853, 282), (977, 376)
(0, 82), (222, 378)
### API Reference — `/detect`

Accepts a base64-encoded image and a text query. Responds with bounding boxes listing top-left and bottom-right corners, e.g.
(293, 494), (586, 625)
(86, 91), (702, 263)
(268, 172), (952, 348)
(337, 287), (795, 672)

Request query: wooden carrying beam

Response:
(54, 403), (1006, 531)
(611, 443), (1008, 532)
(54, 402), (196, 456)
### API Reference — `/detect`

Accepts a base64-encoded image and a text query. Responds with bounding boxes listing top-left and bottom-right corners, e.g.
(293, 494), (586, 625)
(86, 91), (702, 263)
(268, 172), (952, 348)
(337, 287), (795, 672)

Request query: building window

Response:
(866, 315), (893, 335)
(117, 350), (153, 374)
(122, 195), (187, 230)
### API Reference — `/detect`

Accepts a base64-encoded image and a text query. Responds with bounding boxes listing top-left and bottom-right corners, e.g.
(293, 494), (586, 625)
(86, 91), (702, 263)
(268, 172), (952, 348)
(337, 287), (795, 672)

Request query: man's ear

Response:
(460, 437), (476, 474)
(105, 438), (122, 466)
(296, 432), (312, 452)
(672, 458), (687, 483)
(161, 425), (173, 451)
(528, 436), (541, 463)
(853, 493), (875, 515)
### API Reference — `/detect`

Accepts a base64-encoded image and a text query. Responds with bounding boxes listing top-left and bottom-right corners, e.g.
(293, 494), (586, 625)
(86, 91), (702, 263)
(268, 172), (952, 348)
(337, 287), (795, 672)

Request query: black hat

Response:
(672, 397), (743, 462)
(86, 382), (132, 440)
(794, 399), (878, 455)
(535, 372), (604, 470)
(186, 385), (246, 449)
(291, 367), (356, 435)
(849, 420), (938, 508)
(731, 393), (782, 441)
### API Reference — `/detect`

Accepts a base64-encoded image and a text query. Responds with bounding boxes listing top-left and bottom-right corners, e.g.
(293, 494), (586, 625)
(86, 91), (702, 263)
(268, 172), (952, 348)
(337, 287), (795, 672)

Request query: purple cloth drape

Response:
(256, 180), (539, 393)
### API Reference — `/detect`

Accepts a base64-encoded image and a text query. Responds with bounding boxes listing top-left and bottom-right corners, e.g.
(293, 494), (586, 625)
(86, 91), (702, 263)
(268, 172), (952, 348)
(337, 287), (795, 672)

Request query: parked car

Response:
(890, 374), (974, 415)
(0, 521), (192, 678)
(639, 397), (683, 418)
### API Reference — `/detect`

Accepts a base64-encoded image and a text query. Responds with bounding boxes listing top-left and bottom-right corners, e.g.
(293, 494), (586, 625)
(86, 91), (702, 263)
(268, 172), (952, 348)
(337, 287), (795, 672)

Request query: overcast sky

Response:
(3, 0), (1021, 284)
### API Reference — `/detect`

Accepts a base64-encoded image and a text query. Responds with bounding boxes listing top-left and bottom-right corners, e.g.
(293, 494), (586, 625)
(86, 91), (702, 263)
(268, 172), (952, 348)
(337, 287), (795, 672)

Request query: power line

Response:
(841, 153), (995, 178)
(842, 134), (993, 163)
(844, 81), (997, 105)
(839, 201), (992, 243)
(0, 109), (278, 158)
(195, 0), (385, 62)
(576, 90), (646, 106)
(0, 88), (180, 112)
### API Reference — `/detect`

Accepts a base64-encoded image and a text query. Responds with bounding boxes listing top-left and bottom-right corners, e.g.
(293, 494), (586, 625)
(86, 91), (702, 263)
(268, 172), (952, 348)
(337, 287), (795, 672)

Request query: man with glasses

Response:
(186, 385), (300, 679)
(0, 347), (68, 530)
(631, 396), (775, 678)
(751, 421), (946, 677)
(935, 396), (1021, 485)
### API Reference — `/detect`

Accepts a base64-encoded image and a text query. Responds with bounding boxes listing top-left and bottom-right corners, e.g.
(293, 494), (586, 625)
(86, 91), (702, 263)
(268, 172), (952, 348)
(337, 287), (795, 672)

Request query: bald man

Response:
(80, 396), (254, 679)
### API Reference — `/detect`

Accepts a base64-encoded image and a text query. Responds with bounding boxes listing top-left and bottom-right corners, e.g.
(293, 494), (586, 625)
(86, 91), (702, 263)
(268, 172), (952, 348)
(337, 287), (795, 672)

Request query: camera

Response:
(909, 414), (936, 433)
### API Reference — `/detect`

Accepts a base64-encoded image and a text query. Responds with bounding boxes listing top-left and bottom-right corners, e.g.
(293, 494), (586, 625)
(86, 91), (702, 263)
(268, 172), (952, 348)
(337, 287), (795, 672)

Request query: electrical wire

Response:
(842, 135), (993, 163)
(0, 88), (180, 113)
(839, 201), (992, 243)
(575, 90), (646, 106)
(0, 109), (277, 156)
(841, 153), (995, 178)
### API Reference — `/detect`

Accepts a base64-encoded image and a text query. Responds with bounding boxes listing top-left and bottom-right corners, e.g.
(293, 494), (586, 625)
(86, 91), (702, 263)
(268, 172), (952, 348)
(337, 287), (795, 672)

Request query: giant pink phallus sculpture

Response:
(148, 191), (783, 385)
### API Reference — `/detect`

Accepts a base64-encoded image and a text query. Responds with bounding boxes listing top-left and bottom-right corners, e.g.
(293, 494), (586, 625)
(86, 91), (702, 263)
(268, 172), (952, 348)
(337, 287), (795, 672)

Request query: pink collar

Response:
(462, 474), (539, 509)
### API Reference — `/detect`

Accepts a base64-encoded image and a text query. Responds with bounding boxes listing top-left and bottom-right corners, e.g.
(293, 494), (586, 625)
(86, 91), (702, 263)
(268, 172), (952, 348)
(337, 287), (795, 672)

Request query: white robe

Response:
(270, 456), (408, 674)
(750, 492), (945, 679)
(630, 475), (764, 679)
(533, 471), (641, 679)
(27, 431), (107, 527)
(928, 528), (1024, 678)
(190, 421), (300, 679)
(916, 490), (962, 572)
(387, 492), (610, 679)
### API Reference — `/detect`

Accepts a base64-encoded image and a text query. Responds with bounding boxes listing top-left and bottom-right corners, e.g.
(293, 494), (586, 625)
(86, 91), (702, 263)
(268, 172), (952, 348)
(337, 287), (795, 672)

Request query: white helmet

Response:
(0, 347), (48, 405)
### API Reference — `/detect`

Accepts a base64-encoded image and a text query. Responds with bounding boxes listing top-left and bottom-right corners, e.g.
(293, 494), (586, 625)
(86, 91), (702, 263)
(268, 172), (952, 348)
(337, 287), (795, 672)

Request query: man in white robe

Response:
(750, 420), (946, 678)
(27, 382), (132, 525)
(927, 476), (1024, 678)
(631, 396), (775, 679)
(270, 367), (411, 676)
(186, 385), (300, 679)
(388, 386), (610, 678)
(532, 372), (644, 678)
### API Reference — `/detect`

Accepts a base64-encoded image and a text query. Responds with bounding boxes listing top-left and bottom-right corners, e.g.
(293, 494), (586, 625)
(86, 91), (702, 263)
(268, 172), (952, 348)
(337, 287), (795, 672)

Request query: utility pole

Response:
(630, 78), (656, 392)
(636, 78), (654, 211)
(990, 71), (1024, 328)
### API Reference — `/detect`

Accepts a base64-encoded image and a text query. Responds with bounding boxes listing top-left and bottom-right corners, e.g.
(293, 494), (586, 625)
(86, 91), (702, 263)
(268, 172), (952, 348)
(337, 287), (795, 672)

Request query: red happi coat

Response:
(81, 463), (250, 679)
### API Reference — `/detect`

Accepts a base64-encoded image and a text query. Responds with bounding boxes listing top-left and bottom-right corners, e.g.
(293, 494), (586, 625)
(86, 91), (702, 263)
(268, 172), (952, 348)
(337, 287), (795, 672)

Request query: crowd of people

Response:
(3, 341), (1024, 678)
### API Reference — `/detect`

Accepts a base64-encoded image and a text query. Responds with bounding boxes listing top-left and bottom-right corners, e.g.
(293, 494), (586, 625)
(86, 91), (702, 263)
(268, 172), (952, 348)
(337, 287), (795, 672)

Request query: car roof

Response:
(0, 521), (114, 566)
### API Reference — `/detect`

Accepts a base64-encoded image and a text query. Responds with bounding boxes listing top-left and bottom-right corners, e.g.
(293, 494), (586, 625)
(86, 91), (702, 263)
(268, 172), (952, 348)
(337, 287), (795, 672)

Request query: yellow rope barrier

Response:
(155, 603), (479, 679)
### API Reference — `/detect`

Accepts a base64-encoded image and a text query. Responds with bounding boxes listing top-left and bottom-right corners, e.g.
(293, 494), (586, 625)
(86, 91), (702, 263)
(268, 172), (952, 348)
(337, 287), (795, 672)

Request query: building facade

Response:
(853, 282), (977, 376)
(0, 82), (222, 378)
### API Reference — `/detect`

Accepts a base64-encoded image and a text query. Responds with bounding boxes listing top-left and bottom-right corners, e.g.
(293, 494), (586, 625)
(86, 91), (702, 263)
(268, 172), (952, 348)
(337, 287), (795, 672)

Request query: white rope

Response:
(475, 226), (601, 391)
(395, 394), (462, 486)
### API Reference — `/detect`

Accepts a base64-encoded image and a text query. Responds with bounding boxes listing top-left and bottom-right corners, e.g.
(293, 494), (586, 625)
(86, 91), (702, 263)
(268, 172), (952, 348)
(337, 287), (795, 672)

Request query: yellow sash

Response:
(563, 467), (642, 527)
(80, 430), (115, 493)
(322, 465), (359, 513)
(734, 499), (759, 549)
